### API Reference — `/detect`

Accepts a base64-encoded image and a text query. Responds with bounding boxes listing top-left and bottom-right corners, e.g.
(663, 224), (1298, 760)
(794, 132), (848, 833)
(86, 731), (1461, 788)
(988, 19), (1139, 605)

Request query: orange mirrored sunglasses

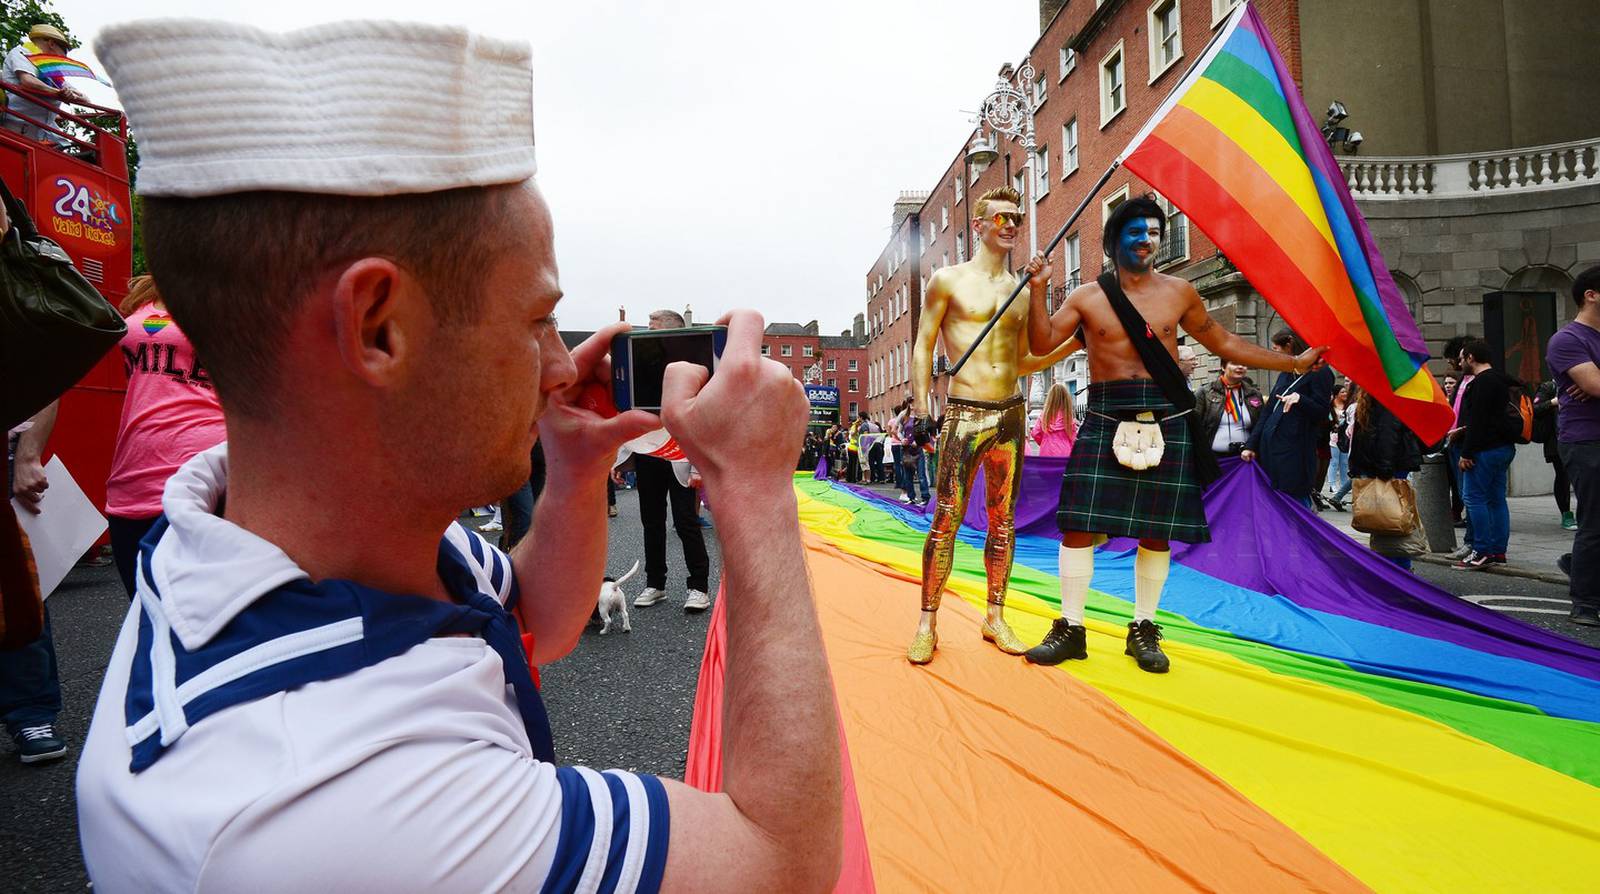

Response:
(990, 211), (1024, 227)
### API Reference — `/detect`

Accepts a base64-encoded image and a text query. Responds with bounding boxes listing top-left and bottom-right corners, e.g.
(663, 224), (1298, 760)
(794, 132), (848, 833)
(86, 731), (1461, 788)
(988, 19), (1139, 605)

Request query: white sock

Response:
(1133, 547), (1171, 623)
(1059, 545), (1093, 625)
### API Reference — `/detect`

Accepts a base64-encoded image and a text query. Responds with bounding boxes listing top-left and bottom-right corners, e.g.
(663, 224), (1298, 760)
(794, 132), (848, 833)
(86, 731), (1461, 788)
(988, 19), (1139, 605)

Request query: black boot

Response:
(1024, 618), (1088, 665)
(1125, 620), (1170, 673)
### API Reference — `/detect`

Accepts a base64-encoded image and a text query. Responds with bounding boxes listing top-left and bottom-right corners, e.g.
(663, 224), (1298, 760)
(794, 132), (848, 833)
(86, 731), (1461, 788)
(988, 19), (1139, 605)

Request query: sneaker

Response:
(1124, 620), (1170, 673)
(478, 520), (503, 534)
(1448, 544), (1474, 561)
(1485, 553), (1507, 565)
(1024, 618), (1088, 665)
(898, 494), (912, 503)
(1453, 551), (1491, 570)
(684, 589), (711, 613)
(698, 515), (713, 528)
(13, 724), (67, 764)
(633, 587), (667, 607)
(1559, 553), (1573, 577)
(1570, 605), (1600, 627)
(1562, 511), (1578, 531)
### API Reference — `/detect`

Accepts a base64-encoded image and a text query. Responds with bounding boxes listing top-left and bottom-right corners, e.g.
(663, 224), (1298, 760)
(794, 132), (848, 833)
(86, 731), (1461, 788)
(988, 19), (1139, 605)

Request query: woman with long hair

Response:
(105, 276), (227, 596)
(1030, 383), (1078, 457)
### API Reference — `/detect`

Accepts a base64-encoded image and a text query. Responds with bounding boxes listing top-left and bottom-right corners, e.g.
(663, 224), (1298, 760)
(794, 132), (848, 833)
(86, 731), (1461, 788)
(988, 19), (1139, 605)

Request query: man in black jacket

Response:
(1242, 330), (1335, 505)
(1453, 339), (1520, 569)
(1194, 362), (1264, 457)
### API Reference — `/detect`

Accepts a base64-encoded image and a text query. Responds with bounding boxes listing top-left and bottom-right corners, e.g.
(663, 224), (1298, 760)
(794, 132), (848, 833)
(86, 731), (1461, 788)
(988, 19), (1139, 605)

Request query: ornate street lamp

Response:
(972, 61), (1040, 256)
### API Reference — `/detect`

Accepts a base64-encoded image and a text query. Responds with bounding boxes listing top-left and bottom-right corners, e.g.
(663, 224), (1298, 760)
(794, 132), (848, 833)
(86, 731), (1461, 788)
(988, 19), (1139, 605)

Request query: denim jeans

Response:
(909, 450), (930, 502)
(891, 444), (909, 493)
(1462, 444), (1515, 555)
(0, 603), (60, 733)
(1326, 449), (1351, 500)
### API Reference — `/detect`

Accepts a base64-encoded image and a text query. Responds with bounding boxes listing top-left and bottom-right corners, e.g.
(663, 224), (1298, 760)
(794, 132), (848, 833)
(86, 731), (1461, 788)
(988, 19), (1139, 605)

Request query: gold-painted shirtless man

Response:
(906, 186), (1078, 665)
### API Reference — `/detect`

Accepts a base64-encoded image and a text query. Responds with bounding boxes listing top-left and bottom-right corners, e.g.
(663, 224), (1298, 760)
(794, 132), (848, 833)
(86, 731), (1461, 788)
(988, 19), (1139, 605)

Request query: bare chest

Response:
(1080, 287), (1184, 346)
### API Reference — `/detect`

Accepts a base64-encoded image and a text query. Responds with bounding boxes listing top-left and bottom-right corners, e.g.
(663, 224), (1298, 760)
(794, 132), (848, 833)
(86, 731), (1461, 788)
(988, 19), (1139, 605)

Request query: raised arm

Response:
(1025, 253), (1082, 356)
(1019, 334), (1082, 376)
(911, 271), (950, 417)
(512, 323), (660, 664)
(1180, 283), (1325, 374)
(657, 310), (842, 892)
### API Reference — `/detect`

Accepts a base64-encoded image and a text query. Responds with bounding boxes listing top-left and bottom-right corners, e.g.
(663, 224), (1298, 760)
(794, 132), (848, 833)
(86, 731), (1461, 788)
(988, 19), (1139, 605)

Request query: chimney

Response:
(1039, 0), (1066, 33)
(892, 190), (929, 231)
(684, 305), (693, 326)
(852, 313), (866, 342)
(805, 320), (819, 336)
(618, 305), (626, 322)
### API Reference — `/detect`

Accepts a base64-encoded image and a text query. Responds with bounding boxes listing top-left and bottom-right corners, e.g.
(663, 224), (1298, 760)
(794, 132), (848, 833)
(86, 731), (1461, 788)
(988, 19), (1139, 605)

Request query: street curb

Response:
(1414, 551), (1570, 586)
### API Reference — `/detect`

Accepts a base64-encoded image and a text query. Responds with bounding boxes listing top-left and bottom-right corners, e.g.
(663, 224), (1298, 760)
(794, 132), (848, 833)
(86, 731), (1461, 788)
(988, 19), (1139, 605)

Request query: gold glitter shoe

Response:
(981, 617), (1028, 655)
(906, 629), (938, 665)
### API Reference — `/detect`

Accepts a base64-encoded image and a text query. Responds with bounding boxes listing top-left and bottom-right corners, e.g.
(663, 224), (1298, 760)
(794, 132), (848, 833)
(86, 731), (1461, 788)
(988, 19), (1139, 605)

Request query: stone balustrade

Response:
(1338, 137), (1600, 200)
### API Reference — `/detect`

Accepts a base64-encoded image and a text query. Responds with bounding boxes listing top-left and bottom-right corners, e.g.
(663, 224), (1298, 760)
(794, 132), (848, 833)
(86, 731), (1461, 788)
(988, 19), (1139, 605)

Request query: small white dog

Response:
(598, 560), (641, 635)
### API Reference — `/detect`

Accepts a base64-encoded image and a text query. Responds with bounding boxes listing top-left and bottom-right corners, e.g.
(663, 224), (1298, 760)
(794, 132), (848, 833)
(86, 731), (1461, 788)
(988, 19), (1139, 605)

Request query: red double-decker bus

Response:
(1, 82), (133, 517)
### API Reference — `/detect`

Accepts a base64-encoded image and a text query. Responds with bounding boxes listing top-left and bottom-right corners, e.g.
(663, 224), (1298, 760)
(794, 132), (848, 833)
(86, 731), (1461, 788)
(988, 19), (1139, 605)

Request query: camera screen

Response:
(630, 332), (718, 409)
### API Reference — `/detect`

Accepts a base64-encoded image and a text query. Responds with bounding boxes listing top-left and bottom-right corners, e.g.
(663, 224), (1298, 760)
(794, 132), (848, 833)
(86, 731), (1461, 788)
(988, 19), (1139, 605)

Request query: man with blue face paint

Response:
(1022, 196), (1325, 672)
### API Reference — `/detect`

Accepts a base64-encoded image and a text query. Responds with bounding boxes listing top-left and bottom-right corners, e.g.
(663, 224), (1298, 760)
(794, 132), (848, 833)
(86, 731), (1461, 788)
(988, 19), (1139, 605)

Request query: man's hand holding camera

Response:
(538, 321), (660, 482)
(660, 310), (808, 500)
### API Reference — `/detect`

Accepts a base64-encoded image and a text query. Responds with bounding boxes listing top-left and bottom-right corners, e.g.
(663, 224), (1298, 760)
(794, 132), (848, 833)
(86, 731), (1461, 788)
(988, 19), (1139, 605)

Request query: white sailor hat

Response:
(96, 19), (537, 198)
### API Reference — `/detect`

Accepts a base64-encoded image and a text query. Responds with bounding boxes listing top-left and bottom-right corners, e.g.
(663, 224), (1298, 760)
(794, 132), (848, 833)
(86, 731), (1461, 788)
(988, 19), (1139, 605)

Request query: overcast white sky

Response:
(58, 0), (1036, 333)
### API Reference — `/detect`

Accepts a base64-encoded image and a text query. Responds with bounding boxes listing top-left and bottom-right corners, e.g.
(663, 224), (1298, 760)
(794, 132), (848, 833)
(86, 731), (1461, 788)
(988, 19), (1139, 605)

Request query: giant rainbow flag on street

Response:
(1118, 2), (1454, 443)
(687, 464), (1600, 891)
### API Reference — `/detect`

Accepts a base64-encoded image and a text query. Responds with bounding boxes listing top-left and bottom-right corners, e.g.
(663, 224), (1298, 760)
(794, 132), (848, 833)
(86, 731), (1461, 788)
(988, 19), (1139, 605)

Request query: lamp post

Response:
(967, 61), (1046, 399)
(968, 61), (1040, 257)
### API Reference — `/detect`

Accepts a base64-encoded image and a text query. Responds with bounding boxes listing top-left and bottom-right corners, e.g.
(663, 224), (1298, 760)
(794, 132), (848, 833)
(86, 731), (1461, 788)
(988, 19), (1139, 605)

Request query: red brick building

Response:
(873, 0), (1304, 392)
(763, 320), (868, 423)
(864, 192), (927, 426)
(761, 321), (823, 382)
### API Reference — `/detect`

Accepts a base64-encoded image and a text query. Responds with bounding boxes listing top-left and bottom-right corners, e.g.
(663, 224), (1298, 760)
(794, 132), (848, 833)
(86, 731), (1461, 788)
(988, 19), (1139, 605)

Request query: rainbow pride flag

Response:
(1118, 2), (1453, 443)
(25, 50), (108, 85)
(687, 468), (1600, 891)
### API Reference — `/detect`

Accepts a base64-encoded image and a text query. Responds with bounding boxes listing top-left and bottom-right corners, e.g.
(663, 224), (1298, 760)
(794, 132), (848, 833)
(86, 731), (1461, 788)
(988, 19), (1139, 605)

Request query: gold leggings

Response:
(920, 395), (1026, 612)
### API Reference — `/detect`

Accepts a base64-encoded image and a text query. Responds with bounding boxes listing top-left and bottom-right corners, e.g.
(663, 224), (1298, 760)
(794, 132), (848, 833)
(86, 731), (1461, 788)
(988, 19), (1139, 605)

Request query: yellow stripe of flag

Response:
(1178, 78), (1340, 256)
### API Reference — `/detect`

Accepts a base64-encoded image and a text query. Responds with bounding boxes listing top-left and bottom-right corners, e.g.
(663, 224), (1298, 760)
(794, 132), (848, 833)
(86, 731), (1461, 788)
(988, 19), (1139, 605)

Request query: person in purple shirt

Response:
(1548, 264), (1600, 626)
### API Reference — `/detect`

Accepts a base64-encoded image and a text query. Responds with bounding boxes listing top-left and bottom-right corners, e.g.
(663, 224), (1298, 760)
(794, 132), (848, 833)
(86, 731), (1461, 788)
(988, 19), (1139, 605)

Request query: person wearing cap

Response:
(1, 24), (88, 146)
(77, 20), (841, 893)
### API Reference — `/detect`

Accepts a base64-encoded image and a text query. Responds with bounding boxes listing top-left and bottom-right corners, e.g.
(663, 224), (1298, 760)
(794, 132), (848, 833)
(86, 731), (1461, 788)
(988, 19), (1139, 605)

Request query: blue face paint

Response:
(1116, 217), (1162, 271)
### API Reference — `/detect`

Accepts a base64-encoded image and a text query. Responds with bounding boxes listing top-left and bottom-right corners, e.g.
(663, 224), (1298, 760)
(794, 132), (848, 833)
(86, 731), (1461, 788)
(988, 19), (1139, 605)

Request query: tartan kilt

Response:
(1057, 379), (1211, 543)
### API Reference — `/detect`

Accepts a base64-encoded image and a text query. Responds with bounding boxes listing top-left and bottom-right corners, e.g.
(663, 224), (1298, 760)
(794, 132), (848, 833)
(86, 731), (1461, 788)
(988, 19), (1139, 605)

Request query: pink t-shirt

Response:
(105, 304), (226, 518)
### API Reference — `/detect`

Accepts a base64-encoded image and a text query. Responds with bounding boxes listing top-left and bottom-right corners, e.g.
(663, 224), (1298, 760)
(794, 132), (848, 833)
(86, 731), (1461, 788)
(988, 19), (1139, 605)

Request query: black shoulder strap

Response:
(1096, 271), (1193, 412)
(1096, 271), (1221, 485)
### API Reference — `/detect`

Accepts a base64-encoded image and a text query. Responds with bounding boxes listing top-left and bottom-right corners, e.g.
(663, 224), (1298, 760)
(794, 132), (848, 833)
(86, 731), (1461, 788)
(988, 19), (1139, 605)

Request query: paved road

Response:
(0, 485), (720, 893)
(1, 484), (1592, 890)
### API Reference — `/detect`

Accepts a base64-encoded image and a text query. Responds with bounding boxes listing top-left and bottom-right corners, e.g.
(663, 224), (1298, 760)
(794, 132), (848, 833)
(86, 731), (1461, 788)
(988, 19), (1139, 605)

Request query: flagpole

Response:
(942, 3), (1250, 381)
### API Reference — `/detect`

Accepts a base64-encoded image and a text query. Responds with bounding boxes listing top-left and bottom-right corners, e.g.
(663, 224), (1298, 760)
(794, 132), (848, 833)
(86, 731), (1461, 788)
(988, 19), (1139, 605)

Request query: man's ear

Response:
(330, 258), (419, 387)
